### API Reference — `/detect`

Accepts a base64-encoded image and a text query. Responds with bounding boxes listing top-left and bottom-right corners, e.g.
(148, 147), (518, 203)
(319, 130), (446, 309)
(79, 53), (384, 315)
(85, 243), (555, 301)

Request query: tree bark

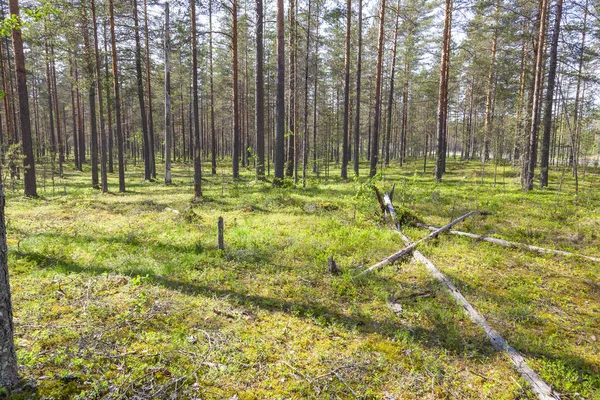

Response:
(539, 0), (563, 187)
(369, 0), (386, 178)
(91, 0), (108, 192)
(523, 0), (548, 191)
(231, 0), (240, 179)
(209, 0), (217, 175)
(384, 0), (401, 167)
(191, 0), (202, 198)
(164, 2), (172, 184)
(143, 0), (156, 179)
(10, 0), (37, 197)
(286, 0), (296, 179)
(255, 0), (265, 181)
(82, 1), (99, 189)
(341, 0), (351, 179)
(302, 0), (312, 186)
(0, 187), (18, 389)
(273, 0), (286, 186)
(434, 0), (452, 181)
(133, 0), (151, 181)
(109, 0), (126, 192)
(353, 0), (362, 175)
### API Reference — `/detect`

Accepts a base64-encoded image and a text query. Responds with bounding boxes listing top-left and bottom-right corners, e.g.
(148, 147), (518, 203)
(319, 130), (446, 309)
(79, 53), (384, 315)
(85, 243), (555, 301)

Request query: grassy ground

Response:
(3, 157), (599, 399)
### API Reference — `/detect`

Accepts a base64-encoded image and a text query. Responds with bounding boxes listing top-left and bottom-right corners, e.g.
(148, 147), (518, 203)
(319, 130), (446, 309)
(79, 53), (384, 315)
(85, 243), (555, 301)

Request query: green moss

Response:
(3, 159), (599, 398)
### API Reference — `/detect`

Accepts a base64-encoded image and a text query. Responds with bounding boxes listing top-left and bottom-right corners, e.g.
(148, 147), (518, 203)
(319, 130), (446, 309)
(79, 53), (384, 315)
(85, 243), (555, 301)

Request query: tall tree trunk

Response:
(10, 0), (37, 196)
(50, 45), (63, 174)
(353, 0), (362, 175)
(143, 0), (156, 179)
(524, 0), (548, 191)
(539, 0), (562, 187)
(231, 0), (240, 179)
(286, 0), (296, 178)
(209, 0), (217, 175)
(0, 187), (17, 389)
(369, 0), (386, 177)
(312, 2), (319, 175)
(513, 20), (528, 165)
(274, 0), (285, 186)
(384, 0), (401, 167)
(44, 41), (57, 159)
(302, 0), (312, 186)
(109, 0), (125, 192)
(191, 0), (202, 198)
(256, 0), (265, 180)
(482, 1), (499, 164)
(164, 2), (172, 184)
(104, 19), (114, 174)
(341, 0), (351, 178)
(82, 1), (99, 189)
(570, 0), (587, 194)
(133, 0), (151, 181)
(434, 0), (452, 181)
(75, 56), (86, 169)
(91, 0), (108, 192)
(400, 21), (412, 166)
(69, 55), (79, 169)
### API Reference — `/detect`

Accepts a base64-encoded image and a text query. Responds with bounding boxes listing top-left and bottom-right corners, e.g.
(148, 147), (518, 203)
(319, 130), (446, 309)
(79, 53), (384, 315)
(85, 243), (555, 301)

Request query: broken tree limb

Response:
(382, 194), (559, 399)
(419, 223), (600, 264)
(396, 229), (560, 400)
(358, 210), (478, 276)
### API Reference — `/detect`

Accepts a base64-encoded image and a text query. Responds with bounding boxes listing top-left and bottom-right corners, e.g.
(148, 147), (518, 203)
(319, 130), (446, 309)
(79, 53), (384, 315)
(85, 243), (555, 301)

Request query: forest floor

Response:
(3, 158), (600, 399)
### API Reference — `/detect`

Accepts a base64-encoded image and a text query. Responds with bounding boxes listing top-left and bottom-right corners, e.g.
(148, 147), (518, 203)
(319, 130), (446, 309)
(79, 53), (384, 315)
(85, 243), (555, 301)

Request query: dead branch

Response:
(418, 223), (600, 264)
(358, 209), (478, 276)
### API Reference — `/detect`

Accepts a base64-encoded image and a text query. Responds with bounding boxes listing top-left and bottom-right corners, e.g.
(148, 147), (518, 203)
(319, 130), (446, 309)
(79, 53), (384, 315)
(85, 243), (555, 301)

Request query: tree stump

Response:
(328, 256), (340, 275)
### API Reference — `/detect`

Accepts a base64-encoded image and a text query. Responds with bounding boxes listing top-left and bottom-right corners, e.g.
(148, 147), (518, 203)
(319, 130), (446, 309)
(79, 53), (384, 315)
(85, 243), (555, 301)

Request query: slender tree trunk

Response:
(286, 0), (296, 178)
(312, 3), (319, 175)
(69, 55), (79, 169)
(539, 0), (562, 187)
(482, 1), (499, 164)
(0, 187), (17, 389)
(209, 0), (217, 174)
(50, 46), (63, 174)
(143, 0), (156, 179)
(274, 0), (285, 186)
(231, 0), (240, 179)
(353, 0), (362, 175)
(341, 0), (351, 178)
(571, 0), (587, 193)
(400, 22), (412, 166)
(301, 0), (312, 186)
(91, 0), (108, 192)
(109, 0), (125, 192)
(10, 0), (37, 196)
(524, 0), (548, 191)
(255, 0), (265, 180)
(75, 57), (85, 169)
(513, 21), (528, 165)
(435, 0), (452, 181)
(191, 0), (202, 198)
(103, 19), (114, 174)
(369, 0), (386, 177)
(384, 0), (401, 167)
(82, 1), (99, 189)
(164, 2), (172, 184)
(44, 41), (57, 158)
(133, 0), (151, 181)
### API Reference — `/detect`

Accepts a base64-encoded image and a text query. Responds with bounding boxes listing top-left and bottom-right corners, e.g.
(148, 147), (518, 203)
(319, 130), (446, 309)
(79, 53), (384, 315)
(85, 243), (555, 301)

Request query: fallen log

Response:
(384, 196), (559, 400)
(419, 223), (600, 264)
(358, 209), (478, 276)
